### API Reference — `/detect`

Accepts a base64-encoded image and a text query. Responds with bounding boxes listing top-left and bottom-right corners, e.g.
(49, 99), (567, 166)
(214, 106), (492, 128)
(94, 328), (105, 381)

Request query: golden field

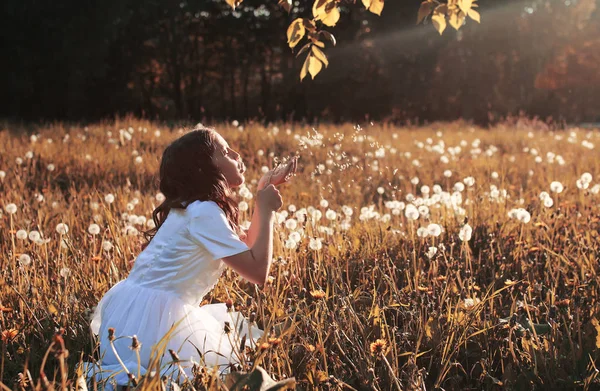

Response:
(1, 119), (600, 390)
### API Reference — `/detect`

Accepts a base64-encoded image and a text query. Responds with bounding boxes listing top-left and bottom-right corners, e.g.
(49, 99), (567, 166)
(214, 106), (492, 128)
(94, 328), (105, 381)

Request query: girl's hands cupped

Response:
(257, 184), (283, 212)
(258, 156), (298, 190)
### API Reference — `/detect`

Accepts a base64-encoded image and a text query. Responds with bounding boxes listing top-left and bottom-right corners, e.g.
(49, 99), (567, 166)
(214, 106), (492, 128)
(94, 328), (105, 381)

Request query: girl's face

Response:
(211, 132), (246, 188)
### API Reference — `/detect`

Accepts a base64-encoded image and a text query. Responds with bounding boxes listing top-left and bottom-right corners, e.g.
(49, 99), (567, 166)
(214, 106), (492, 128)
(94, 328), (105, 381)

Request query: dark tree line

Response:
(2, 0), (599, 123)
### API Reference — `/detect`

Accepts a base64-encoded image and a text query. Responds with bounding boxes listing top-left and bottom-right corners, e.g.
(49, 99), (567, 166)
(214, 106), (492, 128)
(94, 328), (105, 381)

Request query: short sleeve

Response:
(187, 201), (250, 260)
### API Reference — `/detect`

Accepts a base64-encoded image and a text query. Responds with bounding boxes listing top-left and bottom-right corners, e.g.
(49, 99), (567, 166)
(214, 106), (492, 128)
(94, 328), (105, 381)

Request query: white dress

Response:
(83, 200), (262, 389)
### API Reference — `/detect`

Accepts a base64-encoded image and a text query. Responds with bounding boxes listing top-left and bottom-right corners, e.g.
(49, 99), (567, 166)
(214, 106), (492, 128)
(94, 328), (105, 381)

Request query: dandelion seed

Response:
(539, 191), (549, 200)
(60, 267), (71, 278)
(491, 171), (499, 179)
(105, 194), (115, 204)
(16, 229), (28, 240)
(427, 246), (438, 259)
(47, 164), (55, 172)
(18, 254), (31, 266)
(88, 224), (100, 235)
(377, 186), (385, 195)
(4, 203), (17, 214)
(15, 157), (23, 165)
(453, 182), (465, 192)
(576, 179), (589, 190)
(134, 156), (143, 164)
(56, 223), (69, 235)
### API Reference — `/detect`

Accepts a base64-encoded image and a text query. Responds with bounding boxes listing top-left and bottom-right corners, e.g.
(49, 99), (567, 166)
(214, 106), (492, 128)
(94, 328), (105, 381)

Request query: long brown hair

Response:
(142, 125), (242, 248)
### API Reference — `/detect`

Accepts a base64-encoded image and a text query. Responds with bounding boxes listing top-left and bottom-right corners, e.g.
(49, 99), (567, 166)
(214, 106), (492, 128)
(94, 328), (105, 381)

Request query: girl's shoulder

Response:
(186, 200), (223, 219)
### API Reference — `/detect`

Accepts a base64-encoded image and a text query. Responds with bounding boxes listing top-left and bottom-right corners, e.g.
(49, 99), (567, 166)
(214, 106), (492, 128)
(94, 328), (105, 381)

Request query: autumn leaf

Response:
(458, 0), (473, 14)
(287, 19), (306, 49)
(468, 9), (481, 23)
(362, 0), (372, 8)
(278, 0), (292, 13)
(449, 10), (465, 30)
(367, 0), (385, 16)
(308, 54), (323, 79)
(311, 46), (329, 67)
(319, 30), (337, 46)
(300, 53), (310, 81)
(312, 0), (329, 20)
(431, 12), (446, 35)
(225, 0), (243, 10)
(592, 318), (600, 348)
(417, 1), (435, 24)
(321, 7), (340, 26)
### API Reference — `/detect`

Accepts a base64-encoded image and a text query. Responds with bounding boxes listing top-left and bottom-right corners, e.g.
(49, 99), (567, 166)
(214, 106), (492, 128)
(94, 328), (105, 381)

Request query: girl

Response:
(84, 125), (298, 389)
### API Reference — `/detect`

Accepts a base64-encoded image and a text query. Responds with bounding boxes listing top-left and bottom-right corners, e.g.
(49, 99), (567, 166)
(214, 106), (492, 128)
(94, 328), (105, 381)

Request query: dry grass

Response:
(1, 118), (600, 390)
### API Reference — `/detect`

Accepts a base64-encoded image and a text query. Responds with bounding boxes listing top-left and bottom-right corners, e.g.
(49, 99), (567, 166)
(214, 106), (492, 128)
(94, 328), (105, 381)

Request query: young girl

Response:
(84, 125), (298, 389)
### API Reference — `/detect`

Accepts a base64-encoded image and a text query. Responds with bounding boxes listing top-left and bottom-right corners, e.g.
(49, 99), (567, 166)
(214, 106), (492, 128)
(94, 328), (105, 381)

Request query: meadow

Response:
(1, 119), (600, 390)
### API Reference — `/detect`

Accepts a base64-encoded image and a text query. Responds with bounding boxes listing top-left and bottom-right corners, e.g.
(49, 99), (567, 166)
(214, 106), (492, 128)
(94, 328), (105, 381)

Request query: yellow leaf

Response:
(287, 18), (306, 49)
(417, 1), (435, 24)
(48, 303), (58, 316)
(458, 0), (472, 14)
(300, 53), (310, 81)
(225, 0), (243, 9)
(367, 0), (384, 16)
(468, 9), (480, 23)
(431, 12), (446, 34)
(362, 0), (372, 8)
(312, 0), (329, 20)
(321, 6), (340, 27)
(449, 10), (465, 30)
(592, 318), (600, 348)
(308, 54), (323, 79)
(278, 0), (292, 13)
(425, 317), (434, 339)
(311, 46), (329, 67)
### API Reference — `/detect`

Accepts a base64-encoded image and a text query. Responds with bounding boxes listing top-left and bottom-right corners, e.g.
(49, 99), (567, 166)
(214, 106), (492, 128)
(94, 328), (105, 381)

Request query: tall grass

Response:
(1, 119), (599, 390)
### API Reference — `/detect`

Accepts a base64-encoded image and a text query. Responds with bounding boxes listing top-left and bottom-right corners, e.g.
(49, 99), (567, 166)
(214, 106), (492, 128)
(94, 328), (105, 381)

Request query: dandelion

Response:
(427, 223), (442, 237)
(320, 199), (329, 208)
(15, 157), (23, 165)
(491, 171), (499, 179)
(550, 181), (564, 193)
(508, 208), (531, 223)
(325, 209), (337, 220)
(443, 169), (452, 178)
(539, 191), (549, 200)
(5, 203), (17, 214)
(0, 170), (5, 180)
(342, 205), (353, 216)
(580, 172), (593, 184)
(463, 177), (475, 187)
(369, 339), (387, 355)
(56, 223), (69, 235)
(105, 194), (115, 204)
(458, 223), (472, 242)
(102, 241), (114, 252)
(427, 246), (438, 259)
(285, 218), (298, 230)
(47, 164), (55, 172)
(60, 267), (72, 278)
(238, 201), (249, 212)
(453, 182), (465, 192)
(377, 186), (385, 194)
(28, 231), (41, 242)
(88, 224), (101, 235)
(543, 197), (554, 208)
(576, 179), (589, 190)
(16, 230), (28, 240)
(156, 192), (166, 203)
(416, 227), (429, 238)
(18, 254), (31, 266)
(134, 156), (143, 164)
(410, 177), (419, 185)
(405, 204), (419, 220)
(284, 239), (297, 249)
(309, 238), (323, 251)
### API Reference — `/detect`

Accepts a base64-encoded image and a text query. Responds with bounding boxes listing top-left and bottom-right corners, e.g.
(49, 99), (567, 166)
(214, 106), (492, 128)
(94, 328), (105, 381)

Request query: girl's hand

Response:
(257, 184), (283, 212)
(258, 156), (298, 190)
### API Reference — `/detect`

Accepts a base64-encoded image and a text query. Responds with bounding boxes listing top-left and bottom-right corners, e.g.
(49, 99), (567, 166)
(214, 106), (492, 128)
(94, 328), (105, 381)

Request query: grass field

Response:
(1, 119), (600, 390)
